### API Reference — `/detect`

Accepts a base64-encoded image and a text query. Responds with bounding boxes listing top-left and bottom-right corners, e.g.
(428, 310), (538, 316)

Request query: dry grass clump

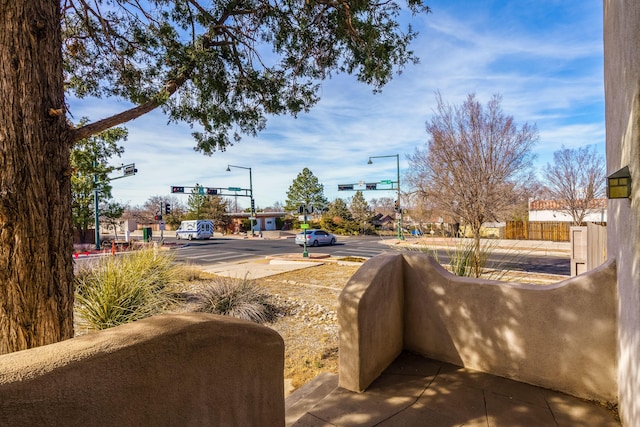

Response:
(194, 275), (279, 324)
(74, 249), (178, 331)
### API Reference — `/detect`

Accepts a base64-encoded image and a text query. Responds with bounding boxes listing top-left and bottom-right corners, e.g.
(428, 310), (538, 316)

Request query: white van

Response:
(175, 220), (214, 240)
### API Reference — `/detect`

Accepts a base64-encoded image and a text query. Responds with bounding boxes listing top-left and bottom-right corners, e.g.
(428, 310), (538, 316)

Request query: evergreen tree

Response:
(328, 198), (353, 222)
(186, 184), (209, 220)
(350, 191), (371, 223)
(70, 123), (127, 243)
(350, 191), (372, 234)
(285, 168), (328, 213)
(185, 184), (229, 229)
(1, 0), (430, 353)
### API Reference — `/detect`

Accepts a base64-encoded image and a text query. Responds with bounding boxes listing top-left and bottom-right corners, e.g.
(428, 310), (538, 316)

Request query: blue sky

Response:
(68, 1), (605, 210)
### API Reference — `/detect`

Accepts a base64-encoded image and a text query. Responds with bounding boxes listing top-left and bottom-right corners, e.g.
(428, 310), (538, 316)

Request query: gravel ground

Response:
(251, 262), (361, 391)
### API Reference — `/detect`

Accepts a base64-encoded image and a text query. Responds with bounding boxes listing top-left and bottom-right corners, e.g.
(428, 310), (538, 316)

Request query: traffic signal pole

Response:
(358, 154), (404, 240)
(93, 162), (100, 250)
(303, 210), (309, 258)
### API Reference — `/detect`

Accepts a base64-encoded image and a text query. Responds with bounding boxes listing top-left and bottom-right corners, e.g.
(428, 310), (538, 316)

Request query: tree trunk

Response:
(472, 225), (482, 278)
(0, 1), (74, 353)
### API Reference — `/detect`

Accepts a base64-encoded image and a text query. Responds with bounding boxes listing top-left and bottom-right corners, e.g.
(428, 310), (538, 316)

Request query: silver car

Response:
(295, 230), (337, 246)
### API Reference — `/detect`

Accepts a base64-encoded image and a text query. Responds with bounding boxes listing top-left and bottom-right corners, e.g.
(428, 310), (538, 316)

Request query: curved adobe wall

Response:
(0, 313), (285, 426)
(339, 252), (617, 401)
(402, 253), (617, 401)
(338, 253), (404, 392)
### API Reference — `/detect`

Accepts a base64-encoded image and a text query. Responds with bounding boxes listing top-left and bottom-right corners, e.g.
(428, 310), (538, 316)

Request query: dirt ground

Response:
(252, 262), (361, 390)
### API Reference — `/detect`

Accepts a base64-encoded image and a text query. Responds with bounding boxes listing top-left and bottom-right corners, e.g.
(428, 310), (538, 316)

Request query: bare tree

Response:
(407, 93), (538, 277)
(543, 145), (606, 225)
(370, 197), (396, 216)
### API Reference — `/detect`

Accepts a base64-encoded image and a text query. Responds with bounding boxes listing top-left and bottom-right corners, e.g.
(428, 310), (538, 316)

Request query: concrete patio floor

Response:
(285, 352), (620, 427)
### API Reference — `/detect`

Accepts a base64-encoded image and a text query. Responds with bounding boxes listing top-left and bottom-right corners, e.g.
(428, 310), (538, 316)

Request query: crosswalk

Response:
(172, 239), (393, 265)
(173, 249), (253, 265)
(322, 246), (389, 259)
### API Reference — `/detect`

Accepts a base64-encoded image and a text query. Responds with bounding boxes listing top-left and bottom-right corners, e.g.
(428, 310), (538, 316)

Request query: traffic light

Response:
(154, 214), (163, 221)
(250, 199), (255, 213)
(206, 188), (218, 195)
(338, 184), (354, 191)
(366, 183), (377, 190)
(165, 203), (171, 215)
(171, 186), (184, 193)
(298, 205), (304, 214)
(394, 200), (399, 212)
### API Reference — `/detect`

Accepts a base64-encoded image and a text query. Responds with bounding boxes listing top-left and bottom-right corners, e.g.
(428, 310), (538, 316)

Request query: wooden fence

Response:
(505, 221), (572, 242)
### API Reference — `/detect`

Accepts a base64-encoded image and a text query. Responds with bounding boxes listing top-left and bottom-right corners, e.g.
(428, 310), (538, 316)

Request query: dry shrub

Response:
(195, 276), (279, 324)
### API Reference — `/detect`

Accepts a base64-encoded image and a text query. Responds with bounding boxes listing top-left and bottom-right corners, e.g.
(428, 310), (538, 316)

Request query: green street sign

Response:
(380, 180), (393, 184)
(228, 187), (242, 191)
(300, 223), (310, 229)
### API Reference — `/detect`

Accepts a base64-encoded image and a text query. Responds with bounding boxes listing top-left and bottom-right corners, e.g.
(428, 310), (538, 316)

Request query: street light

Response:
(226, 164), (255, 236)
(367, 154), (404, 240)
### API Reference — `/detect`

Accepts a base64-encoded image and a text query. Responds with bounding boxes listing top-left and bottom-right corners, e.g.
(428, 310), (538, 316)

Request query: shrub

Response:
(402, 238), (527, 280)
(74, 249), (177, 331)
(195, 276), (278, 324)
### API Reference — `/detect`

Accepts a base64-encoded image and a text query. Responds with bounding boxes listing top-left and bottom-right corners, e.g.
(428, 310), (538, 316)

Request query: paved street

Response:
(162, 235), (571, 276)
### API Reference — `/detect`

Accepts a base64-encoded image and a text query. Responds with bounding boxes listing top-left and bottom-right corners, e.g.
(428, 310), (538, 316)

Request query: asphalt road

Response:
(165, 235), (570, 276)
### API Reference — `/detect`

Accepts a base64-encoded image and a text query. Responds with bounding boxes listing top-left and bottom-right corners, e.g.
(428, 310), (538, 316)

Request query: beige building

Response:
(604, 1), (640, 425)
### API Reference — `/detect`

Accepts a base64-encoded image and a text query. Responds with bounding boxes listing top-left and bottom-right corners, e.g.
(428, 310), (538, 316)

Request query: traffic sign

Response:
(380, 180), (393, 184)
(248, 216), (257, 221)
(123, 163), (137, 176)
(228, 187), (242, 191)
(300, 223), (310, 229)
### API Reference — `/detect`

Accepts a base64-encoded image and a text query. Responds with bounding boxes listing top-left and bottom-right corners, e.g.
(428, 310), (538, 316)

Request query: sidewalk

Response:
(285, 352), (620, 426)
(380, 237), (571, 257)
(201, 255), (331, 279)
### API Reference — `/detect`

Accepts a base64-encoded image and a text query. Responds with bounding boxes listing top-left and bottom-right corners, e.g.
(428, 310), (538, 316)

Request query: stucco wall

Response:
(604, 1), (640, 425)
(338, 253), (404, 392)
(0, 313), (285, 426)
(402, 253), (617, 401)
(339, 253), (618, 401)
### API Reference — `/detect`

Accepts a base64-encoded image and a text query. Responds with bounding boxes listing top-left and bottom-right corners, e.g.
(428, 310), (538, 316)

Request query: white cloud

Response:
(71, 0), (605, 208)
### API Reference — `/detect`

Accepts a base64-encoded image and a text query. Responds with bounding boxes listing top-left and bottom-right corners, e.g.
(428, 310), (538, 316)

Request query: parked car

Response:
(295, 229), (337, 246)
